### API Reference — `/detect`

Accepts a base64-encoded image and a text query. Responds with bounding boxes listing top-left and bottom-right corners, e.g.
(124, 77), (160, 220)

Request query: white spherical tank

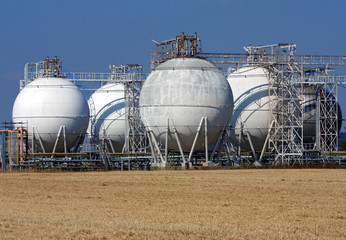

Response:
(227, 67), (343, 152)
(227, 66), (272, 152)
(140, 58), (234, 151)
(88, 83), (126, 152)
(12, 77), (89, 153)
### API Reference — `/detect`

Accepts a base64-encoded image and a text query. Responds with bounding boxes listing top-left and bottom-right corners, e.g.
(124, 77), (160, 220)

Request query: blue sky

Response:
(1, 0), (346, 130)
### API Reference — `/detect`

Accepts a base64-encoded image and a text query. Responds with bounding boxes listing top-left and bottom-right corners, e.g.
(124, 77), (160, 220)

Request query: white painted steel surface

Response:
(12, 77), (89, 152)
(227, 66), (272, 151)
(88, 83), (126, 152)
(140, 58), (234, 151)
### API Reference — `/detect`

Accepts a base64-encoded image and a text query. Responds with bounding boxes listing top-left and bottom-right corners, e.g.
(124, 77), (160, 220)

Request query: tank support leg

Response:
(146, 131), (157, 164)
(223, 145), (231, 164)
(150, 131), (165, 165)
(204, 117), (208, 164)
(72, 127), (86, 153)
(170, 118), (186, 167)
(226, 138), (239, 165)
(217, 129), (228, 162)
(188, 117), (205, 165)
(63, 126), (67, 153)
(147, 129), (165, 166)
(52, 126), (63, 154)
(107, 138), (115, 153)
(259, 120), (274, 163)
(246, 130), (259, 164)
(210, 126), (226, 162)
(33, 126), (46, 153)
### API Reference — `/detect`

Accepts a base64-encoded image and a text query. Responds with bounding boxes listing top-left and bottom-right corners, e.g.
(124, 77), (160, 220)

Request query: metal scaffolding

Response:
(240, 44), (304, 164)
(109, 64), (147, 153)
(150, 32), (202, 71)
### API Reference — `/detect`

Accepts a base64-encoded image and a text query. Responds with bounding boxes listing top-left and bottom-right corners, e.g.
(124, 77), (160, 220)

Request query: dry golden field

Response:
(0, 169), (345, 240)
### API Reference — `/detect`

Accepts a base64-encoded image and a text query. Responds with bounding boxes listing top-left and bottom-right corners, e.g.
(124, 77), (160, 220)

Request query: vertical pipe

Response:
(124, 85), (129, 152)
(7, 131), (10, 166)
(32, 126), (35, 153)
(19, 129), (23, 162)
(10, 131), (12, 166)
(15, 130), (18, 165)
(194, 33), (197, 55)
(316, 87), (321, 151)
(1, 132), (7, 169)
(336, 83), (339, 150)
(23, 129), (28, 158)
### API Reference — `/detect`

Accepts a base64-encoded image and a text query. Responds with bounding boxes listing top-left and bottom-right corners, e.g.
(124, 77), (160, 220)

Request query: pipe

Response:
(16, 129), (24, 162)
(10, 131), (12, 165)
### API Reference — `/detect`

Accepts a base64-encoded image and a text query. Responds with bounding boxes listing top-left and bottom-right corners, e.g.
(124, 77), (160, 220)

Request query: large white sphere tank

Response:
(12, 77), (89, 153)
(140, 58), (234, 151)
(227, 66), (272, 151)
(87, 83), (126, 152)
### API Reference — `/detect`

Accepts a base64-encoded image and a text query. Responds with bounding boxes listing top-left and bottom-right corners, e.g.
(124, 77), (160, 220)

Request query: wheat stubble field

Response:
(0, 169), (345, 240)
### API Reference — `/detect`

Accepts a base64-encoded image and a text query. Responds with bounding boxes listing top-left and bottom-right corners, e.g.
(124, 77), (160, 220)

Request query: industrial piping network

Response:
(2, 33), (346, 170)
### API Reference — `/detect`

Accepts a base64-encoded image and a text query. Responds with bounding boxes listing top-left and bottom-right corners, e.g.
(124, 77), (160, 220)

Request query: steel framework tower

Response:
(242, 44), (304, 164)
(109, 64), (147, 153)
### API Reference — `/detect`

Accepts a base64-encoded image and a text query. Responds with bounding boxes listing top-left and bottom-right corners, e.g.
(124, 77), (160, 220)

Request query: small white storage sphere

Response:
(140, 58), (234, 151)
(88, 83), (126, 152)
(12, 77), (89, 153)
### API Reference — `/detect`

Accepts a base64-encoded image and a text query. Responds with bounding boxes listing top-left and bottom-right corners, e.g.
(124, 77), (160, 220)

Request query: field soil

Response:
(0, 169), (345, 239)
